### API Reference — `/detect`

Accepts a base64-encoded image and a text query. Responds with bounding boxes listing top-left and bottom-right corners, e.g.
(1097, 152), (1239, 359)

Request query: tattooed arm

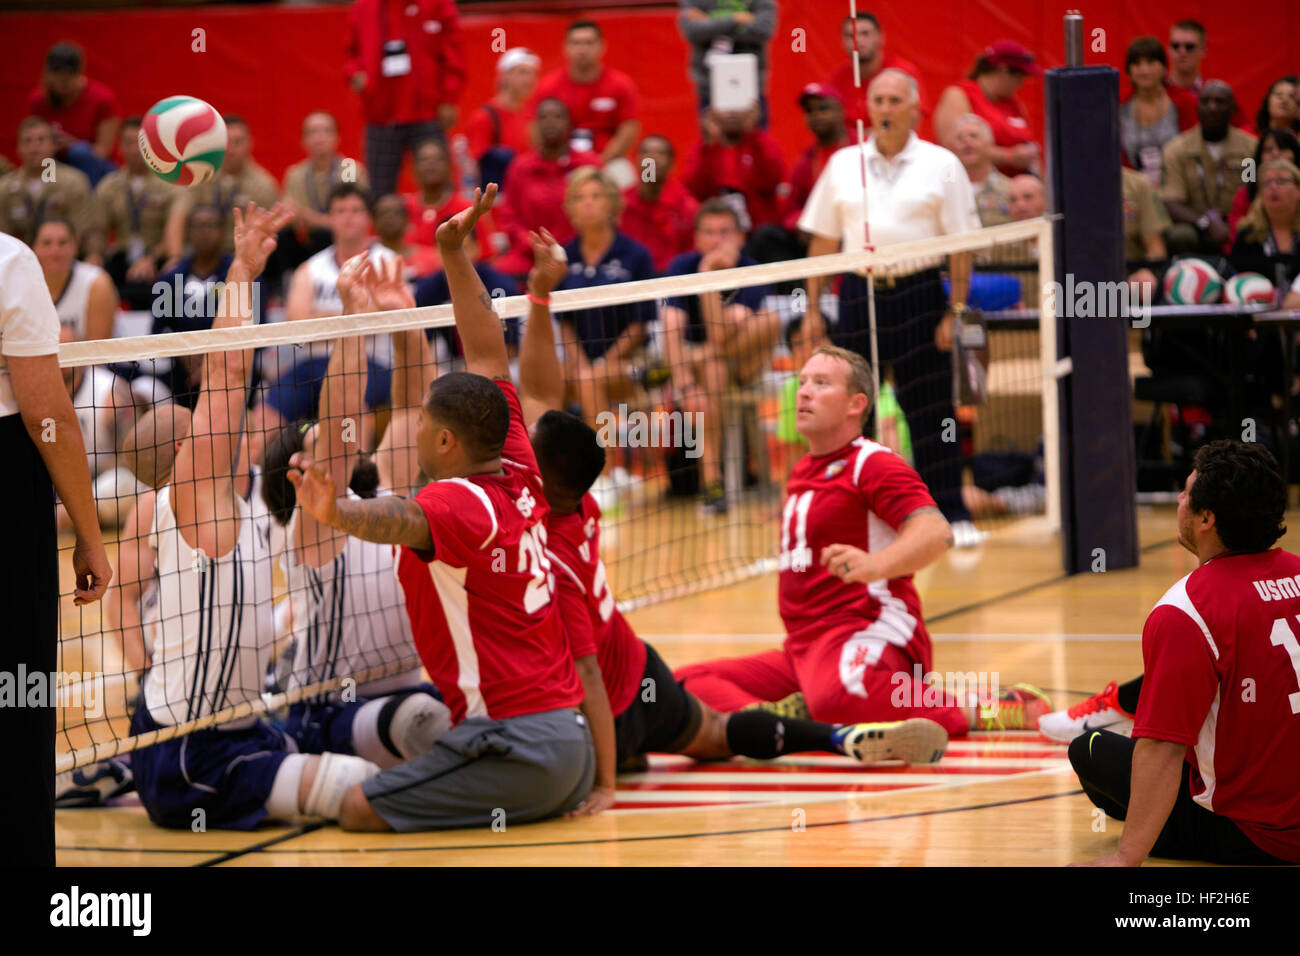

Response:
(287, 451), (434, 551)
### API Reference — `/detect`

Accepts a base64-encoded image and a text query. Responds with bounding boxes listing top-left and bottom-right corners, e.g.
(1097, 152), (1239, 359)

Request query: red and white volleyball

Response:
(1162, 257), (1223, 305)
(139, 96), (227, 187)
(1224, 271), (1278, 306)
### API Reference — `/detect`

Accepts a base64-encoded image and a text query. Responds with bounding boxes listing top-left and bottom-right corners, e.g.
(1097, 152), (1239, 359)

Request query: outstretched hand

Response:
(436, 183), (498, 252)
(286, 451), (340, 525)
(232, 201), (295, 278)
(527, 227), (568, 297)
(336, 250), (373, 314)
(368, 256), (416, 311)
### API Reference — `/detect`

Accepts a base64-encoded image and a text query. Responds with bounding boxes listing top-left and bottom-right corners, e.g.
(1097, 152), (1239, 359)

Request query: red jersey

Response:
(403, 190), (469, 247)
(464, 100), (533, 161)
(682, 130), (786, 231)
(829, 55), (927, 136)
(779, 437), (936, 668)
(619, 179), (698, 273)
(783, 139), (847, 231)
(957, 79), (1035, 178)
(532, 67), (640, 156)
(547, 493), (646, 717)
(396, 380), (583, 723)
(1134, 549), (1300, 862)
(345, 0), (466, 125)
(27, 77), (119, 146)
(491, 147), (602, 274)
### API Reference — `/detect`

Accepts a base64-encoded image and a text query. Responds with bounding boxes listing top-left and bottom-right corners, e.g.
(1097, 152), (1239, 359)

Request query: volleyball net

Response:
(51, 216), (1056, 771)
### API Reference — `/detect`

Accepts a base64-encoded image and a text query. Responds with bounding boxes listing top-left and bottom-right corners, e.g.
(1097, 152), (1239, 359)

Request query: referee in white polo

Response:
(800, 68), (983, 546)
(0, 232), (111, 866)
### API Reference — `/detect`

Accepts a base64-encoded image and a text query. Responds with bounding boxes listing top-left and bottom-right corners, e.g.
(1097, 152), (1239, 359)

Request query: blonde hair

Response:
(118, 402), (193, 489)
(1239, 158), (1300, 243)
(565, 165), (623, 223)
(810, 345), (876, 424)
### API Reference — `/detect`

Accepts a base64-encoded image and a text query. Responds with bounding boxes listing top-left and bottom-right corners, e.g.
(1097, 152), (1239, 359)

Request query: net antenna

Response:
(847, 0), (882, 430)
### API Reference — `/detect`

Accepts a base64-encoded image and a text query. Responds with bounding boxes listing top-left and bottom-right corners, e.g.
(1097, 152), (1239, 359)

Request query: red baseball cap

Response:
(983, 39), (1042, 76)
(798, 82), (845, 108)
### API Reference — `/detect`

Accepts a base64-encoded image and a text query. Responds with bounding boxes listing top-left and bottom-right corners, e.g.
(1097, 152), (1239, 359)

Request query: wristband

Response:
(526, 292), (550, 306)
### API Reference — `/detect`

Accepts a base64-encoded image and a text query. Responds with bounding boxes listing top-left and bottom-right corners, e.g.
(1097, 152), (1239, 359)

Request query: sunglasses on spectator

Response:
(1170, 42), (1199, 51)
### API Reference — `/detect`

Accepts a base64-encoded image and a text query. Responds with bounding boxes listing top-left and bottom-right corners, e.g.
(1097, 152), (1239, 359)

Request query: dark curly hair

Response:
(1189, 440), (1287, 552)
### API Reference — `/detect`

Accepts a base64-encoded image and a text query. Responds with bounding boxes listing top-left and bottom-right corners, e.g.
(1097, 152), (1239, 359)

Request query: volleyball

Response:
(1223, 271), (1278, 306)
(138, 95), (228, 187)
(1162, 257), (1223, 305)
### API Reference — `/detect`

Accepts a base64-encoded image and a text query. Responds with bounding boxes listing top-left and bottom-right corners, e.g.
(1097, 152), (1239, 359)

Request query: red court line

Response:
(642, 763), (1048, 776)
(619, 781), (925, 793)
(613, 801), (743, 810)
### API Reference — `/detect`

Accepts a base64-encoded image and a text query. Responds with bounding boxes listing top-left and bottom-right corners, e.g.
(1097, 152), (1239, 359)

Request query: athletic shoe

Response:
(54, 758), (134, 808)
(975, 683), (1053, 731)
(744, 691), (810, 721)
(950, 519), (989, 549)
(1037, 681), (1135, 742)
(833, 718), (948, 765)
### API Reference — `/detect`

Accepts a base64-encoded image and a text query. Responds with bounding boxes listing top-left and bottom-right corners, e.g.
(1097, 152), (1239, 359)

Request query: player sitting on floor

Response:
(518, 228), (950, 790)
(129, 202), (385, 831)
(259, 253), (450, 769)
(1074, 441), (1300, 865)
(675, 345), (1051, 740)
(287, 184), (595, 832)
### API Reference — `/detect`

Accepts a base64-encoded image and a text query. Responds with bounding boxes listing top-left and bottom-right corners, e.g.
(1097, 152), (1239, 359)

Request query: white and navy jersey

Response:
(143, 482), (278, 726)
(53, 260), (106, 341)
(283, 490), (420, 703)
(246, 465), (286, 562)
(303, 243), (395, 364)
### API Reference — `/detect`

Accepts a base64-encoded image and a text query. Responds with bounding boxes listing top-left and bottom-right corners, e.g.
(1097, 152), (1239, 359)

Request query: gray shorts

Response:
(361, 707), (594, 832)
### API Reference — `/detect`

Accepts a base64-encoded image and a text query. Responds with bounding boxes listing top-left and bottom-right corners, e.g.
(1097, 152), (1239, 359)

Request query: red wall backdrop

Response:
(1, 1), (1294, 185)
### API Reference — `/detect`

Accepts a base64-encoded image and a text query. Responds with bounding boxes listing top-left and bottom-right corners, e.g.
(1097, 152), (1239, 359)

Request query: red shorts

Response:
(675, 625), (968, 737)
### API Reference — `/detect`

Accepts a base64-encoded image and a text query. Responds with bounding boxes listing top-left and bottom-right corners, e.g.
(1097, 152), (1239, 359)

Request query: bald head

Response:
(1198, 80), (1236, 139)
(1008, 174), (1046, 220)
(119, 403), (193, 489)
(867, 68), (919, 142)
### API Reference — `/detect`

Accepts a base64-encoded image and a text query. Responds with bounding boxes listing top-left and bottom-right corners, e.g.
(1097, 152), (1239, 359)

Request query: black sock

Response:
(725, 711), (834, 759)
(1116, 676), (1143, 714)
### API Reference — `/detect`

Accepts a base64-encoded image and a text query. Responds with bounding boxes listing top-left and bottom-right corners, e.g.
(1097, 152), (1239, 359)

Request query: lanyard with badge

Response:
(1192, 154), (1224, 208)
(380, 3), (412, 78)
(127, 177), (149, 262)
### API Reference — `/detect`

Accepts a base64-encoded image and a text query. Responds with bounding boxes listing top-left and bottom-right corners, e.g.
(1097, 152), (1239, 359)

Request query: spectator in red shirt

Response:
(619, 134), (698, 273)
(493, 98), (601, 276)
(827, 12), (925, 139)
(346, 0), (466, 199)
(26, 43), (120, 188)
(374, 192), (441, 281)
(933, 40), (1041, 178)
(465, 48), (540, 190)
(531, 21), (641, 173)
(1167, 20), (1206, 97)
(683, 102), (786, 233)
(403, 138), (469, 248)
(744, 84), (848, 278)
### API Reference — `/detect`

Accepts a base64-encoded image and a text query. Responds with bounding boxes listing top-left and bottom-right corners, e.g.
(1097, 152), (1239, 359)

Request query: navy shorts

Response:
(282, 683), (443, 755)
(129, 704), (292, 831)
(262, 356), (393, 422)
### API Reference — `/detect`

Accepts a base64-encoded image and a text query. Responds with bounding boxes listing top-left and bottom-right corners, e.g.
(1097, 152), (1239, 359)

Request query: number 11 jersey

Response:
(778, 437), (938, 666)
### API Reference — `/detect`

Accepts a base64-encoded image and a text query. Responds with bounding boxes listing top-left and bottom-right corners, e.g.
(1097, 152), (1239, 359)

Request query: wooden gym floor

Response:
(54, 502), (1258, 866)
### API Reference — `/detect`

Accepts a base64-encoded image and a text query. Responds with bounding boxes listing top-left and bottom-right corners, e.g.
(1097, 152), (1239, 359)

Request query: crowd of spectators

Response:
(5, 8), (1295, 526)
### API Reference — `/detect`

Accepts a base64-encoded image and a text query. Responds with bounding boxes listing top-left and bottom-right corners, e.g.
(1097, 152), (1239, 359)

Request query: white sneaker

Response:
(950, 519), (989, 549)
(1037, 681), (1135, 742)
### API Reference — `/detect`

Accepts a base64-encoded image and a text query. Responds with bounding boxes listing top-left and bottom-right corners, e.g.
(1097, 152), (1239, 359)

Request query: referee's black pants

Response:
(1068, 729), (1288, 865)
(834, 270), (971, 522)
(0, 414), (58, 866)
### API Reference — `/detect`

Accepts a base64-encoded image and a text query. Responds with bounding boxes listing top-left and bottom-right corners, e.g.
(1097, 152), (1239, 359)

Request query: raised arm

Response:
(436, 184), (510, 380)
(518, 227), (569, 425)
(292, 251), (372, 568)
(286, 450), (433, 551)
(377, 303), (437, 497)
(170, 202), (294, 550)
